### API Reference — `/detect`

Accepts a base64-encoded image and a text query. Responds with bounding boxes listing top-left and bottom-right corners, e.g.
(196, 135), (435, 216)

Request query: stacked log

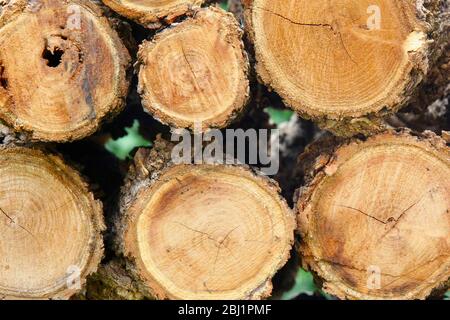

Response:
(0, 145), (104, 299)
(242, 0), (449, 136)
(296, 130), (450, 300)
(102, 0), (204, 28)
(137, 7), (250, 131)
(0, 0), (448, 301)
(84, 137), (295, 300)
(0, 0), (131, 142)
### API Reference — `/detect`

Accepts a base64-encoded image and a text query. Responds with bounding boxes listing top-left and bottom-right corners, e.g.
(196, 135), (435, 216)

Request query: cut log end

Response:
(137, 7), (250, 131)
(246, 0), (446, 134)
(103, 0), (204, 27)
(0, 146), (104, 299)
(119, 163), (295, 300)
(296, 131), (450, 300)
(0, 0), (130, 142)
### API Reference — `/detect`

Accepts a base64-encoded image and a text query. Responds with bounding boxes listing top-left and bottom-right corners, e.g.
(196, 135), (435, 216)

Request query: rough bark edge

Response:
(102, 0), (205, 28)
(294, 128), (450, 300)
(0, 0), (132, 143)
(386, 24), (450, 133)
(101, 135), (295, 300)
(76, 259), (149, 300)
(242, 0), (449, 137)
(0, 144), (105, 300)
(136, 6), (250, 132)
(227, 0), (244, 22)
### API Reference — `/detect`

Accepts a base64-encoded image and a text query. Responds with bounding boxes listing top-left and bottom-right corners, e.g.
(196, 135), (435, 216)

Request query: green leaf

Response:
(281, 268), (317, 300)
(105, 120), (152, 160)
(264, 107), (294, 126)
(320, 290), (335, 300)
(219, 1), (229, 11)
(445, 291), (450, 300)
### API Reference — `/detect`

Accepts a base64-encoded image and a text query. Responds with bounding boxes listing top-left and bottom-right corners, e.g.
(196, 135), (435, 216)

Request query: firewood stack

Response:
(0, 0), (448, 300)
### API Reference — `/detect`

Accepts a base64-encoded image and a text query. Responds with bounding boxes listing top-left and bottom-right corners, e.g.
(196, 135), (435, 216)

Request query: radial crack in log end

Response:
(137, 6), (250, 131)
(296, 129), (450, 300)
(244, 0), (449, 136)
(0, 145), (104, 300)
(0, 0), (131, 142)
(109, 144), (295, 300)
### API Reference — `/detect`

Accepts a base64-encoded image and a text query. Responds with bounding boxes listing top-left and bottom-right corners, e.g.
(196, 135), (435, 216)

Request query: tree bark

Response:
(0, 144), (104, 299)
(87, 136), (295, 300)
(228, 0), (244, 23)
(137, 6), (250, 131)
(0, 0), (131, 142)
(102, 0), (205, 28)
(386, 40), (450, 133)
(295, 129), (450, 300)
(243, 0), (449, 136)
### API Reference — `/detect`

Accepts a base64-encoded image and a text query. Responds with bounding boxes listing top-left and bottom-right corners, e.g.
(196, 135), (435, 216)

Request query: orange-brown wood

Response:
(0, 0), (130, 142)
(244, 0), (448, 135)
(137, 7), (249, 131)
(0, 145), (104, 299)
(297, 131), (450, 299)
(102, 0), (204, 27)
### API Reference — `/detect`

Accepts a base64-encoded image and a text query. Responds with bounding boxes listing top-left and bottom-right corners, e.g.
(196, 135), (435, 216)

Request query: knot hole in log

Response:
(42, 47), (64, 68)
(42, 35), (83, 70)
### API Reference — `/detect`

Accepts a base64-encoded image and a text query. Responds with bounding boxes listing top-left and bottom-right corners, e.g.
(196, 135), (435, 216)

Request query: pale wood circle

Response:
(297, 132), (450, 299)
(138, 7), (249, 130)
(123, 165), (295, 299)
(0, 0), (130, 142)
(0, 146), (104, 299)
(251, 0), (428, 118)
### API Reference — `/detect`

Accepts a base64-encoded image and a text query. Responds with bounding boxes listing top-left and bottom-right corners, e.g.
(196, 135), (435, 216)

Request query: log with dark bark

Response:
(295, 130), (450, 300)
(0, 145), (104, 299)
(243, 0), (449, 136)
(86, 137), (295, 300)
(137, 7), (250, 131)
(387, 40), (450, 133)
(0, 0), (131, 142)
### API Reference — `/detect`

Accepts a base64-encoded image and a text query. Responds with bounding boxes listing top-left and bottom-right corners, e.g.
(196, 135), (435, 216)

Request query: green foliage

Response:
(264, 107), (294, 126)
(320, 290), (335, 300)
(219, 1), (229, 11)
(445, 291), (450, 300)
(105, 120), (152, 160)
(281, 268), (317, 300)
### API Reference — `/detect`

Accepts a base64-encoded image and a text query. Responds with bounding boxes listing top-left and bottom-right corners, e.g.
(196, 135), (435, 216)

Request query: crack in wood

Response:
(0, 206), (36, 239)
(336, 204), (387, 224)
(255, 7), (334, 30)
(255, 6), (358, 65)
